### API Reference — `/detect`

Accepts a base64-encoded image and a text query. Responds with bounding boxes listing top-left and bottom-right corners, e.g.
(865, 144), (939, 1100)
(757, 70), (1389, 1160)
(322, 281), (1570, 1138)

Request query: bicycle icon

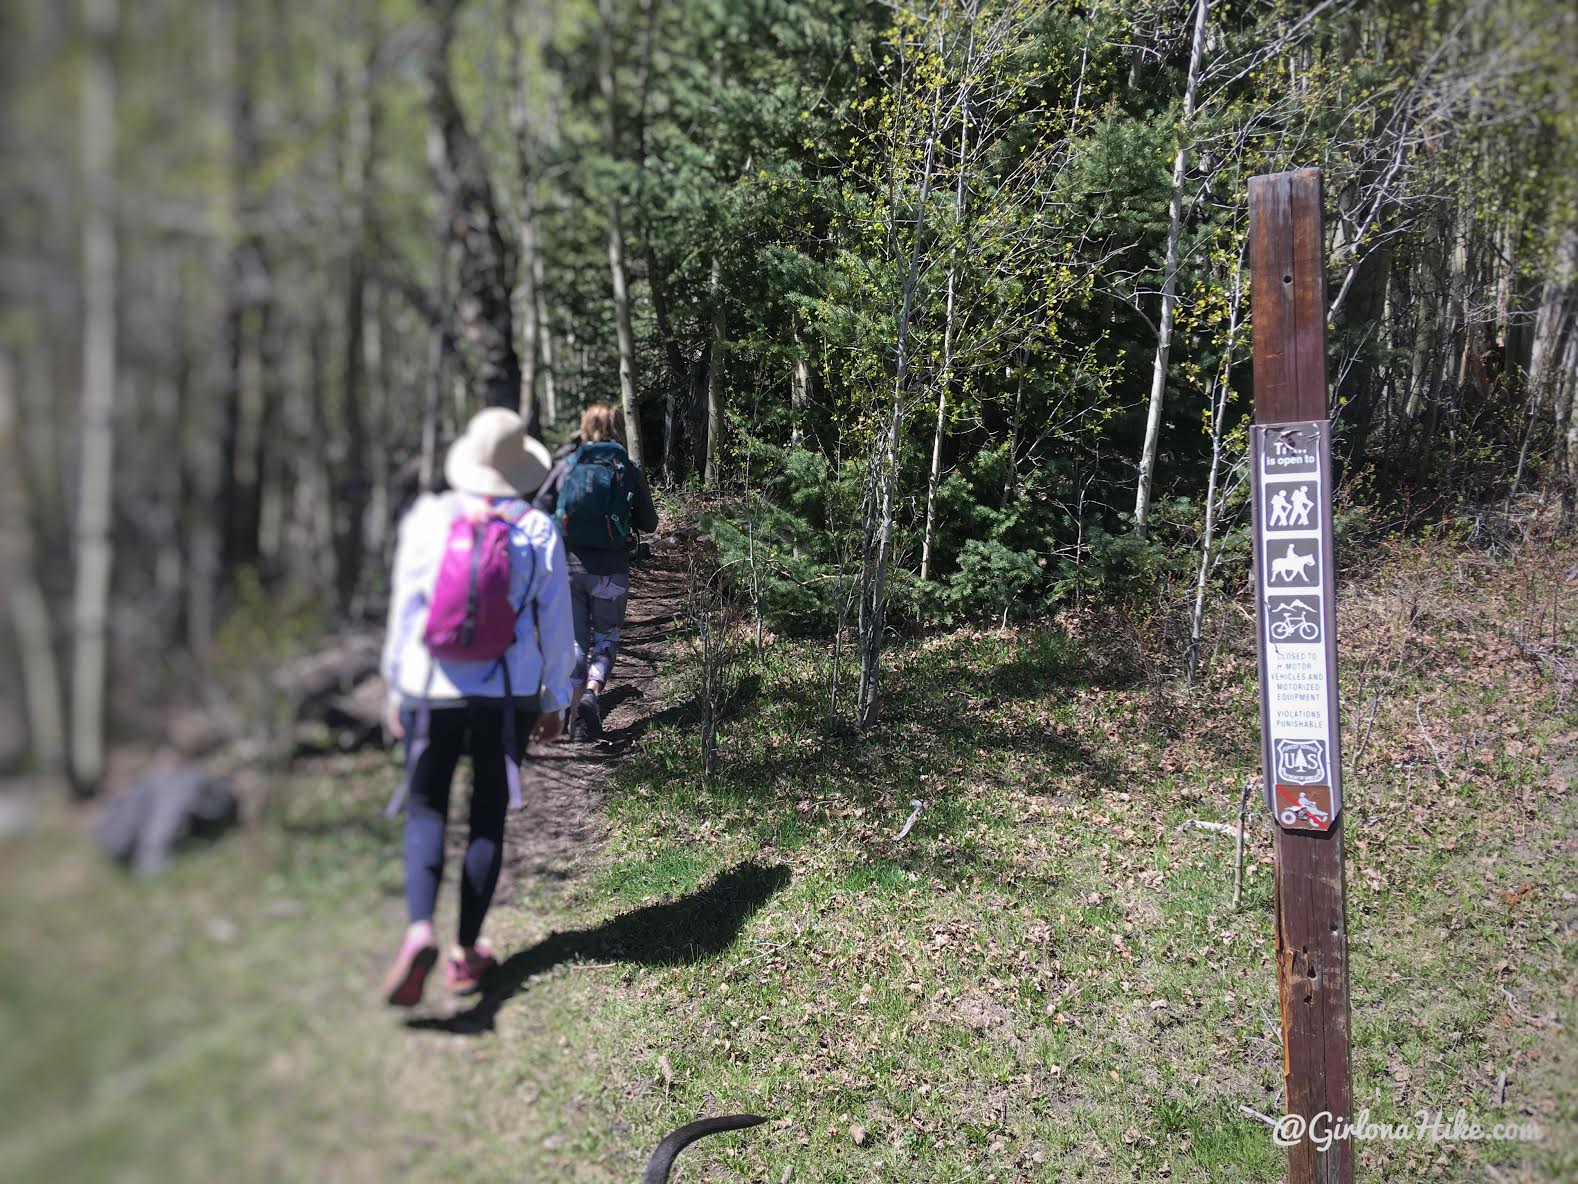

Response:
(1267, 597), (1320, 642)
(1271, 615), (1319, 641)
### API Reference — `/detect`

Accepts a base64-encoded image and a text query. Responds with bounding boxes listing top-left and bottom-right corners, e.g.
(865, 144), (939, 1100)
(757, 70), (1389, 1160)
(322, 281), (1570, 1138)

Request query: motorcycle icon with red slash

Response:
(1275, 784), (1332, 830)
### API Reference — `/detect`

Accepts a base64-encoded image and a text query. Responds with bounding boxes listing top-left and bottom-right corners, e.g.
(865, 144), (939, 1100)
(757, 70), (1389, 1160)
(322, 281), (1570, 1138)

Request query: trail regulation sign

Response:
(1252, 420), (1341, 832)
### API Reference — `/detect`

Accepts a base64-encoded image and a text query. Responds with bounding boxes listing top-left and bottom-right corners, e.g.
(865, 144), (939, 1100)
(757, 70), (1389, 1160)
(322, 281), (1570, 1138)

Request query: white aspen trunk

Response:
(1530, 230), (1578, 396)
(1002, 369), (1023, 503)
(536, 256), (557, 427)
(518, 202), (541, 427)
(1187, 256), (1244, 685)
(705, 254), (725, 484)
(608, 212), (642, 464)
(599, 0), (642, 465)
(0, 350), (67, 782)
(920, 34), (973, 584)
(1539, 299), (1578, 493)
(790, 316), (809, 449)
(564, 321), (579, 420)
(367, 283), (391, 572)
(1560, 333), (1578, 490)
(1070, 6), (1091, 134)
(1405, 215), (1446, 422)
(1133, 0), (1208, 535)
(18, 346), (65, 551)
(859, 85), (942, 731)
(919, 266), (955, 584)
(70, 0), (118, 792)
(508, 0), (541, 430)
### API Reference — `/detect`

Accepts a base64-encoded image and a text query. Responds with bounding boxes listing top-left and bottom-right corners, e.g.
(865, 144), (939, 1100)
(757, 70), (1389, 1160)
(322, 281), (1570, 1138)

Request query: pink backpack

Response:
(423, 499), (529, 662)
(386, 497), (537, 820)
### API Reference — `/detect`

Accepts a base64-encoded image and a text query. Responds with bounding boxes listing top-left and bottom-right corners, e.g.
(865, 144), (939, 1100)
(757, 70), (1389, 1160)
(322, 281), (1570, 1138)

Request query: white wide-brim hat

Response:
(443, 407), (553, 498)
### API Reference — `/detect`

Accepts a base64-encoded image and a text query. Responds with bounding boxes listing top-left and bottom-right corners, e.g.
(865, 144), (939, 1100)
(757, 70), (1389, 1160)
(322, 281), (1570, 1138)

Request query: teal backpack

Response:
(556, 441), (633, 550)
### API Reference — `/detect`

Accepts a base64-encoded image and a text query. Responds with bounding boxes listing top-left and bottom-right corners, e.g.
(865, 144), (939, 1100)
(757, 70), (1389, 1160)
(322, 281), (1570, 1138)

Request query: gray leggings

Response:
(570, 570), (629, 684)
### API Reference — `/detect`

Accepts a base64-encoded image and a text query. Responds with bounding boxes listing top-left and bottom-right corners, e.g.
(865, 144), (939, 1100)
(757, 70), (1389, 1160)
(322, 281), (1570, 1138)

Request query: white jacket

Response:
(381, 492), (576, 712)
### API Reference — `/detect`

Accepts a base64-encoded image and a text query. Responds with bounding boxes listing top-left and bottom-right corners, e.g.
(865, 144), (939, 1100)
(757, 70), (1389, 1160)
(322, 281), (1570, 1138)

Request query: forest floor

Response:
(1, 523), (1574, 1184)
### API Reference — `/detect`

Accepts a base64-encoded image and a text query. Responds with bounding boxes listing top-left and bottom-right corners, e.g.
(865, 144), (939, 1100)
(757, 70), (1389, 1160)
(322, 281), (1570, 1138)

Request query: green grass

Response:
(0, 534), (1573, 1182)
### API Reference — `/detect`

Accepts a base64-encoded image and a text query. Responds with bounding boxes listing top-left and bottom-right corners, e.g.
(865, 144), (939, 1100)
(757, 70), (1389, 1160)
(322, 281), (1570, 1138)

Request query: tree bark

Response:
(1133, 0), (1208, 534)
(705, 254), (726, 484)
(189, 0), (243, 659)
(0, 349), (67, 782)
(421, 236), (456, 492)
(151, 261), (188, 645)
(335, 21), (380, 615)
(536, 268), (558, 428)
(305, 318), (339, 595)
(1332, 187), (1394, 466)
(920, 32), (973, 583)
(1558, 333), (1578, 509)
(508, 0), (543, 437)
(790, 315), (811, 449)
(219, 6), (268, 577)
(1002, 368), (1023, 504)
(366, 282), (393, 577)
(424, 0), (521, 411)
(634, 0), (689, 398)
(1187, 252), (1244, 684)
(858, 83), (942, 731)
(599, 0), (643, 465)
(70, 0), (118, 793)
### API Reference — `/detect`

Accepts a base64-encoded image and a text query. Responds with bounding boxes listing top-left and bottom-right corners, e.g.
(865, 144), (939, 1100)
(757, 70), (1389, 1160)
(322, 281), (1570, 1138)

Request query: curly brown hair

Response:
(579, 403), (625, 445)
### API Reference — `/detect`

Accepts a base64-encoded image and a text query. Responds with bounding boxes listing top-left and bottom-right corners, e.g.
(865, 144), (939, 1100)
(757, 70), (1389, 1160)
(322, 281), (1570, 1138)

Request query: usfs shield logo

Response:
(1274, 739), (1327, 786)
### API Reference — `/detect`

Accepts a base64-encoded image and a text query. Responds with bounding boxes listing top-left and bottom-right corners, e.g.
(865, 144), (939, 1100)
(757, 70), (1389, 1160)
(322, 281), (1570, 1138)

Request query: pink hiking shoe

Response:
(445, 940), (498, 995)
(381, 927), (439, 1008)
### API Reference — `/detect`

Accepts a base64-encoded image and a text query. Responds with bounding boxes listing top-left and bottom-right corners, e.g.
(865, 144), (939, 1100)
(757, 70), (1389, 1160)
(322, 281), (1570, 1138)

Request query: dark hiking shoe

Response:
(572, 693), (603, 742)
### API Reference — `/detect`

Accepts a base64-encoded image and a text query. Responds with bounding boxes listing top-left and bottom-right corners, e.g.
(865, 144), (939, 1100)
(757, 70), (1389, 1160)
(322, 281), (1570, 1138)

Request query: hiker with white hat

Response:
(377, 407), (575, 1007)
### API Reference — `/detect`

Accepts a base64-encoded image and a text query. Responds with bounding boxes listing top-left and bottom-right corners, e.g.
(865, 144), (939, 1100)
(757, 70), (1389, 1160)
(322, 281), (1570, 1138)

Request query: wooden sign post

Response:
(1248, 168), (1354, 1184)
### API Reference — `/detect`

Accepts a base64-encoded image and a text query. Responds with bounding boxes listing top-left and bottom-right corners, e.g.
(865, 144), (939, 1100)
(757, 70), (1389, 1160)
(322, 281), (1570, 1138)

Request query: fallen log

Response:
(271, 631), (381, 708)
(162, 630), (388, 762)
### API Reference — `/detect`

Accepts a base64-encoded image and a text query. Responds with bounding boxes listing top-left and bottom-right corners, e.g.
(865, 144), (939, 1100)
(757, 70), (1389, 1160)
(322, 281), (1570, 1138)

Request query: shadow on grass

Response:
(673, 634), (1127, 807)
(406, 860), (791, 1036)
(600, 670), (761, 756)
(600, 701), (690, 755)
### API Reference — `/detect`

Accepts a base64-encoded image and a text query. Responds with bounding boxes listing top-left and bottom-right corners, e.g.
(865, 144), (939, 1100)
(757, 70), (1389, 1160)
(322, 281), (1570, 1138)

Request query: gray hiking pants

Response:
(570, 570), (629, 685)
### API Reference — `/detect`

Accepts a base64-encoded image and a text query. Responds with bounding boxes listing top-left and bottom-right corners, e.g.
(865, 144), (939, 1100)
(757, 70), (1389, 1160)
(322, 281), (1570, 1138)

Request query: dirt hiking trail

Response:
(508, 543), (689, 884)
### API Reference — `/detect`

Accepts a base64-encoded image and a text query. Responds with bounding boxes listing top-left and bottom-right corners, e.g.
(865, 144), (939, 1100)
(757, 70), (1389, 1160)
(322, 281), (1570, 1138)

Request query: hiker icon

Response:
(1268, 484), (1315, 528)
(1288, 484), (1314, 527)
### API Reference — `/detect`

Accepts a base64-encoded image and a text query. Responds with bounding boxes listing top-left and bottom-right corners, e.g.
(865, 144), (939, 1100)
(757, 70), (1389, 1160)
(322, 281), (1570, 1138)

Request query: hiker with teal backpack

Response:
(533, 404), (659, 741)
(378, 408), (576, 1007)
